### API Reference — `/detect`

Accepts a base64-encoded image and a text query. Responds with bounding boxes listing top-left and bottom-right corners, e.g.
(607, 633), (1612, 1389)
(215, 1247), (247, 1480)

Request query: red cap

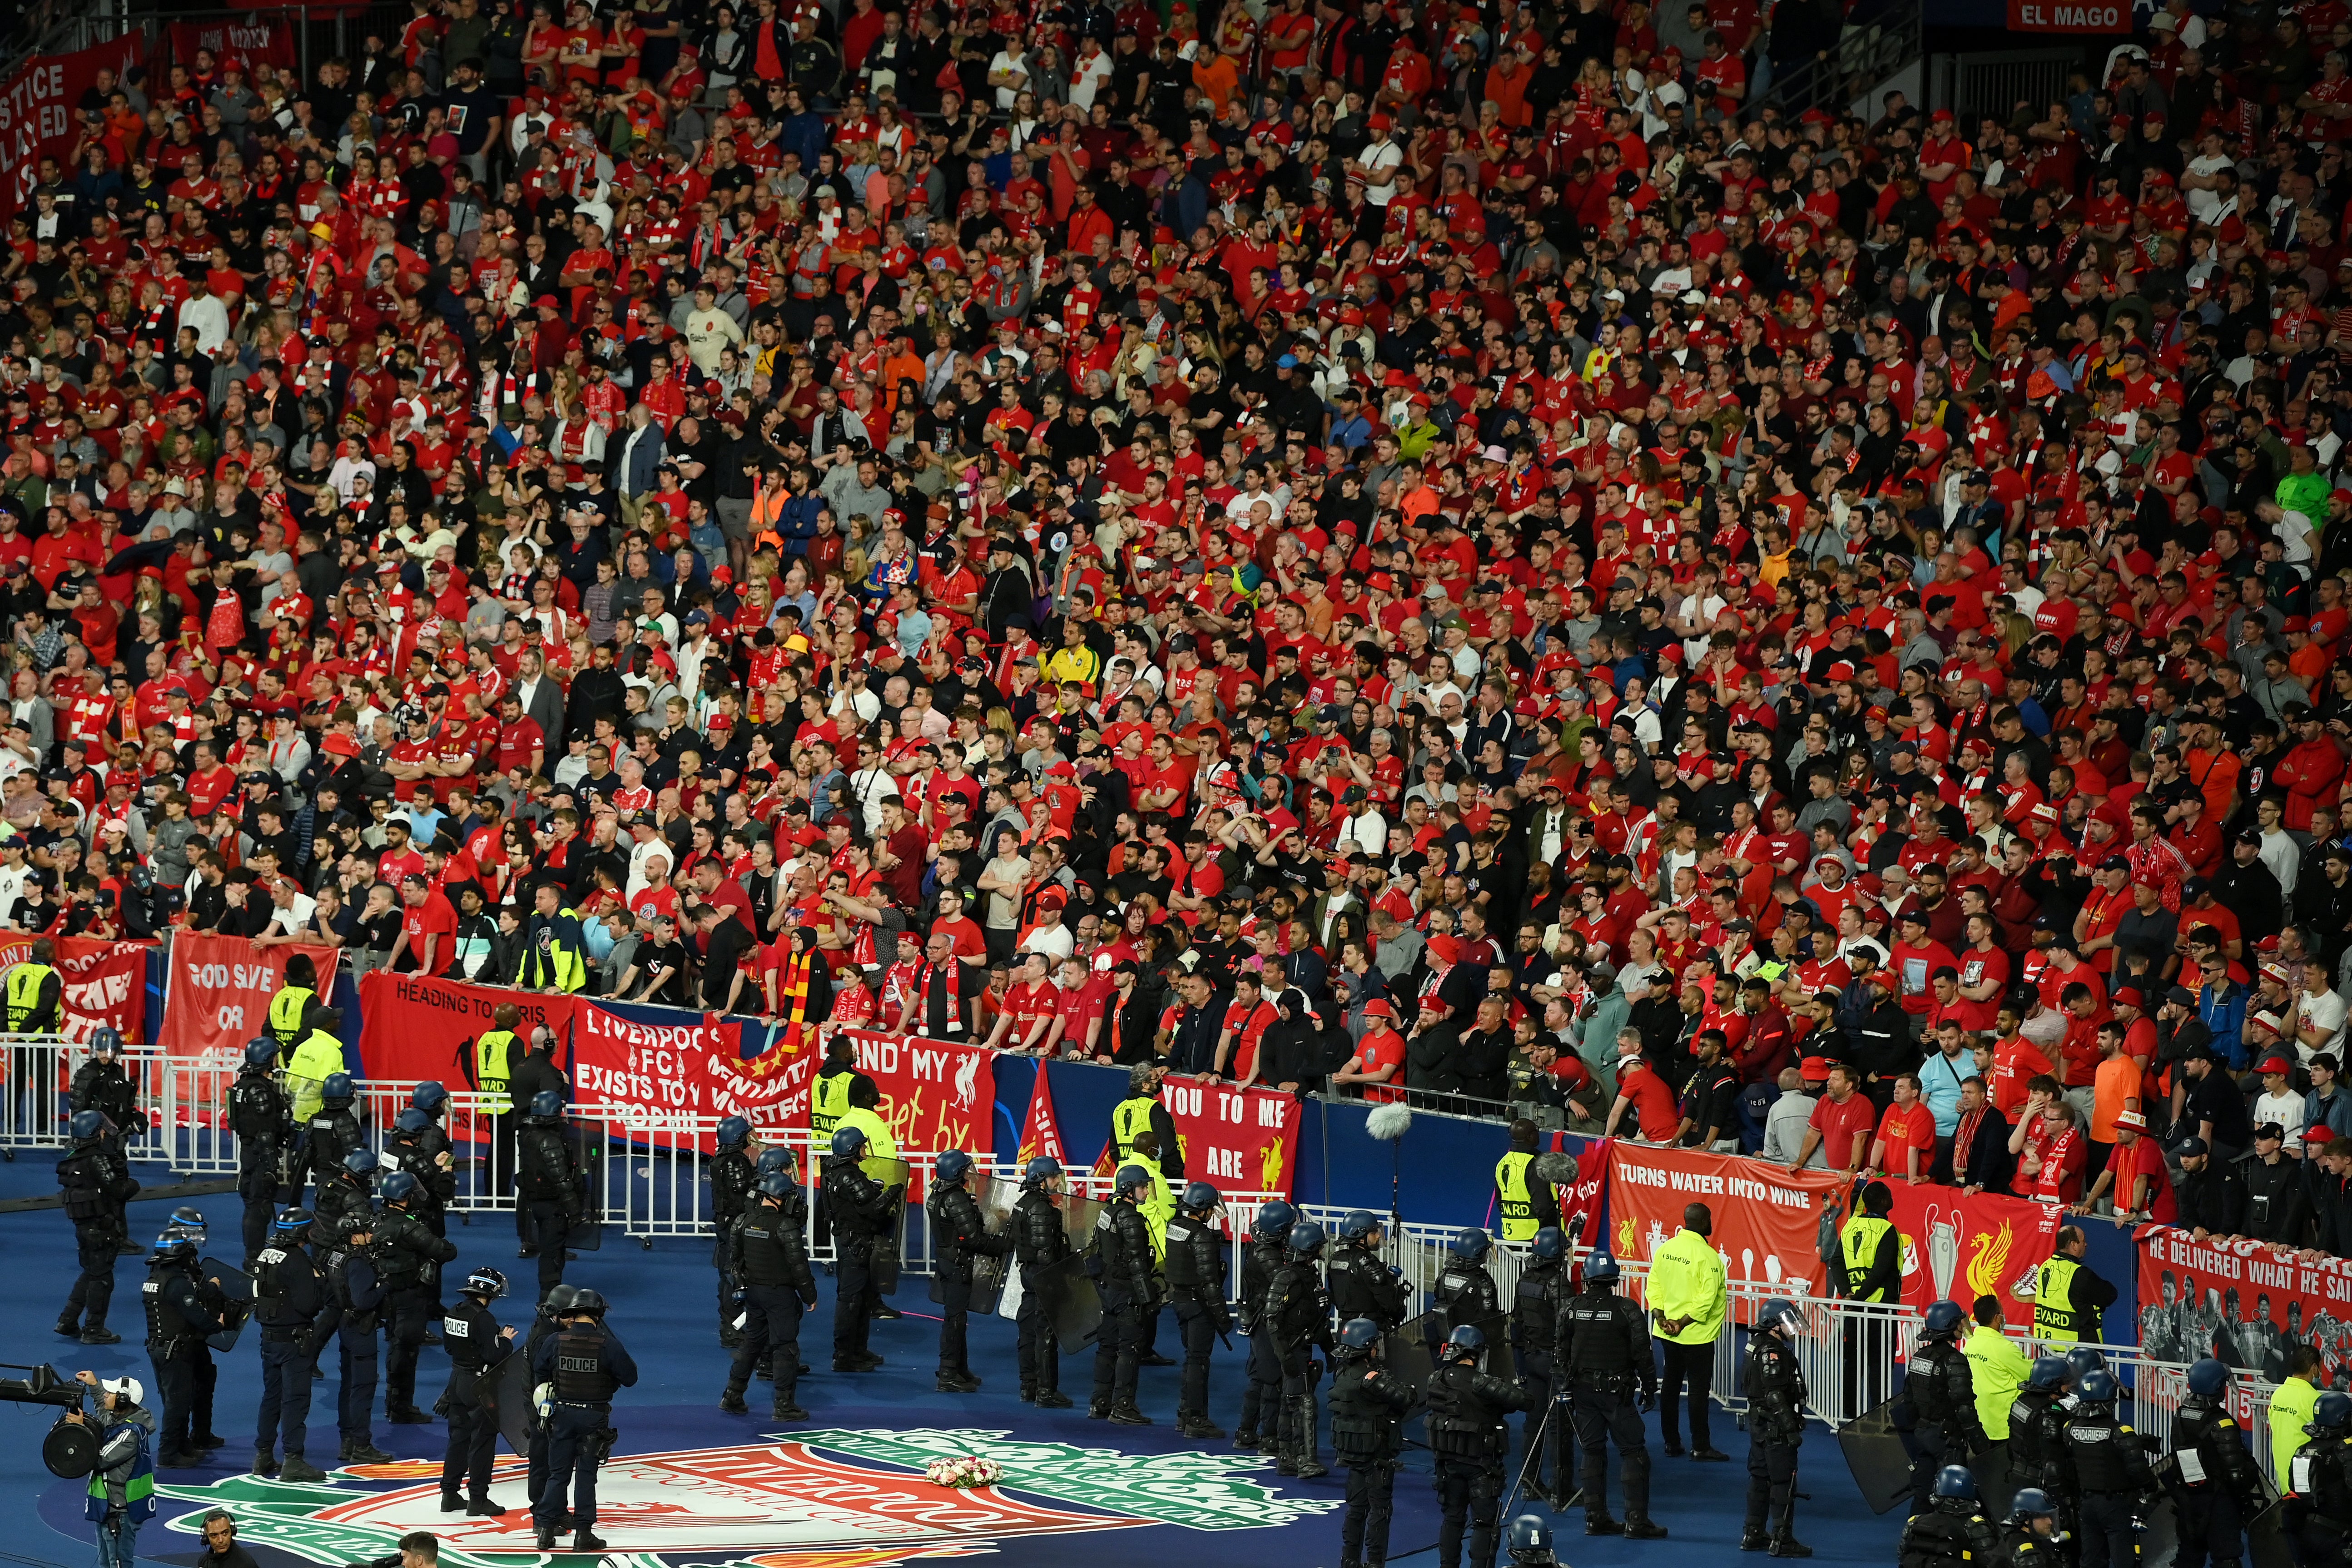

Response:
(1799, 1057), (1831, 1079)
(1363, 999), (1395, 1020)
(2112, 987), (2144, 1009)
(2260, 1055), (2294, 1075)
(1428, 934), (1461, 966)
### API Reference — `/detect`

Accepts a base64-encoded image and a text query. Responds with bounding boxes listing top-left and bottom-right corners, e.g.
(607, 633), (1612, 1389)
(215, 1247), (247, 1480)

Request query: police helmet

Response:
(2028, 1355), (2069, 1390)
(1337, 1318), (1383, 1355)
(757, 1147), (797, 1177)
(1448, 1226), (1492, 1262)
(568, 1288), (607, 1317)
(2188, 1358), (2231, 1398)
(529, 1090), (563, 1119)
(1507, 1516), (1551, 1557)
(1340, 1210), (1380, 1242)
(2007, 1489), (2055, 1524)
(1114, 1164), (1153, 1198)
(831, 1126), (868, 1159)
(273, 1207), (315, 1234)
(935, 1150), (974, 1185)
(1583, 1250), (1621, 1285)
(89, 1027), (121, 1058)
(1755, 1298), (1801, 1337)
(1181, 1181), (1220, 1213)
(339, 1211), (373, 1239)
(464, 1266), (508, 1300)
(69, 1109), (103, 1141)
(1254, 1200), (1299, 1239)
(2315, 1392), (2352, 1434)
(2076, 1369), (2119, 1406)
(1289, 1221), (1326, 1256)
(1021, 1156), (1063, 1186)
(1442, 1324), (1486, 1361)
(380, 1171), (420, 1204)
(544, 1284), (581, 1314)
(151, 1230), (197, 1259)
(1530, 1226), (1566, 1262)
(343, 1148), (377, 1178)
(755, 1172), (796, 1200)
(411, 1080), (448, 1114)
(715, 1116), (751, 1149)
(242, 1040), (277, 1071)
(394, 1107), (431, 1136)
(166, 1205), (206, 1236)
(322, 1072), (353, 1105)
(1935, 1465), (1978, 1502)
(2064, 1346), (2108, 1381)
(1922, 1300), (1965, 1336)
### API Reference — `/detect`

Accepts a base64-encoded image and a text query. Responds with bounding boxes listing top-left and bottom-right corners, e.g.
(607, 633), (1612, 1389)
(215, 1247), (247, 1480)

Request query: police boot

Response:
(936, 1372), (982, 1394)
(1584, 1516), (1623, 1536)
(1233, 1427), (1261, 1451)
(440, 1492), (466, 1513)
(281, 1457), (327, 1484)
(51, 1315), (77, 1337)
(154, 1449), (197, 1469)
(572, 1530), (608, 1551)
(1036, 1389), (1073, 1409)
(252, 1450), (280, 1478)
(348, 1441), (392, 1464)
(1622, 1517), (1668, 1541)
(775, 1397), (809, 1421)
(1741, 1526), (1771, 1551)
(80, 1326), (119, 1345)
(1087, 1398), (1111, 1420)
(1181, 1414), (1227, 1439)
(468, 1497), (508, 1517)
(1109, 1402), (1152, 1426)
(534, 1529), (556, 1551)
(720, 1387), (749, 1414)
(1766, 1536), (1811, 1558)
(194, 1432), (227, 1450)
(389, 1406), (434, 1424)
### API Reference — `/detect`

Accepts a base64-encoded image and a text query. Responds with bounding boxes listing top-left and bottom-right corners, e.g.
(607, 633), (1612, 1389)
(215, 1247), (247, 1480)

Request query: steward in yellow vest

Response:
(462, 1002), (523, 1102)
(1115, 1127), (1174, 1261)
(515, 885), (587, 992)
(265, 953), (327, 1055)
(1839, 1179), (1901, 1304)
(285, 1017), (347, 1122)
(2032, 1226), (2114, 1344)
(1648, 1206), (1728, 1345)
(5, 935), (59, 1033)
(1494, 1119), (1562, 1243)
(812, 1034), (874, 1146)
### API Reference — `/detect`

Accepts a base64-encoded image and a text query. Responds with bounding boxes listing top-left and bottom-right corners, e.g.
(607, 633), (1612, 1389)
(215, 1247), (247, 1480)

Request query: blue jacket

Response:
(2199, 980), (2248, 1067)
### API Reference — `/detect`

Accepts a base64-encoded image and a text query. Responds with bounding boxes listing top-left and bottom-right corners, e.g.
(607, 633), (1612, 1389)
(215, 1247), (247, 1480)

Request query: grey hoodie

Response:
(94, 1401), (154, 1513)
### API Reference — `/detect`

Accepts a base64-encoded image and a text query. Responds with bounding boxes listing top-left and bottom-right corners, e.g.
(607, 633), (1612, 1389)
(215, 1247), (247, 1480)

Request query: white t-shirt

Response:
(1359, 136), (1405, 204)
(2301, 987), (2349, 1060)
(2253, 1088), (2308, 1144)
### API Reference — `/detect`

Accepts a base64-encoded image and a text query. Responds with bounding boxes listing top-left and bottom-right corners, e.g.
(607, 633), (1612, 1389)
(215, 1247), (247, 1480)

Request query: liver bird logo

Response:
(1967, 1220), (2016, 1303)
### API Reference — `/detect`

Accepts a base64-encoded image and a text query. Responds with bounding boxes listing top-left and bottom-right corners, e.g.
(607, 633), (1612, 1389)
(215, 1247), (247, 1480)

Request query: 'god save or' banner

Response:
(1603, 1142), (1845, 1316)
(159, 933), (342, 1060)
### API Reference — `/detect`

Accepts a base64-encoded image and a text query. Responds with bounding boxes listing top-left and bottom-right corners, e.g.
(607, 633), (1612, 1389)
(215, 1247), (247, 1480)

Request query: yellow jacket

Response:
(286, 1030), (345, 1121)
(2275, 1375), (2322, 1484)
(1963, 1324), (2031, 1441)
(1115, 1152), (1172, 1260)
(837, 1105), (897, 1161)
(1647, 1226), (1727, 1345)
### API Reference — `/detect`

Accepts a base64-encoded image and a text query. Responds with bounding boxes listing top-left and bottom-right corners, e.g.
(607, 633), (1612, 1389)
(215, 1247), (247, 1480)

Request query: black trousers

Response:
(714, 1236), (739, 1338)
(1433, 1454), (1502, 1568)
(384, 1285), (432, 1412)
(1174, 1301), (1218, 1419)
(1658, 1338), (1713, 1451)
(2080, 1493), (2139, 1568)
(1016, 1266), (1058, 1393)
(1908, 1421), (1954, 1513)
(833, 1236), (878, 1358)
(2175, 1487), (2243, 1568)
(524, 1202), (569, 1296)
(1746, 1436), (1799, 1534)
(239, 1164), (280, 1263)
(938, 1266), (973, 1375)
(1343, 1460), (1397, 1567)
(527, 1420), (551, 1511)
(1570, 1384), (1651, 1522)
(1277, 1358), (1319, 1466)
(1091, 1297), (1142, 1409)
(257, 1331), (319, 1459)
(536, 1404), (610, 1532)
(1243, 1328), (1283, 1437)
(442, 1384), (497, 1499)
(338, 1322), (378, 1443)
(64, 1220), (116, 1327)
(149, 1342), (199, 1456)
(729, 1284), (805, 1412)
(190, 1346), (217, 1442)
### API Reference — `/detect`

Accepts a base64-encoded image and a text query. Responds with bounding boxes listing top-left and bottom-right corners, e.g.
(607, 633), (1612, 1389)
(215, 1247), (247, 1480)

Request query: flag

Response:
(1017, 1063), (1067, 1166)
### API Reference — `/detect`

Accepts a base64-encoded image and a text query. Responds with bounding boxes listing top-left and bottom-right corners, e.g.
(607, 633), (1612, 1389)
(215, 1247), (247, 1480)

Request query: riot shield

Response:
(1047, 1255), (1103, 1352)
(1382, 1328), (1435, 1389)
(1837, 1392), (1918, 1515)
(200, 1258), (253, 1354)
(566, 1169), (603, 1252)
(862, 1156), (913, 1192)
(2247, 1498), (2296, 1568)
(474, 1350), (535, 1457)
(2137, 1493), (2179, 1568)
(929, 1171), (1014, 1313)
(1060, 1191), (1103, 1250)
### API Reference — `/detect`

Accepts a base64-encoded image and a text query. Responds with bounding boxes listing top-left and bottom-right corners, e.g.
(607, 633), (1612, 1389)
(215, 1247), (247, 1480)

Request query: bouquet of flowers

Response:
(925, 1455), (1004, 1489)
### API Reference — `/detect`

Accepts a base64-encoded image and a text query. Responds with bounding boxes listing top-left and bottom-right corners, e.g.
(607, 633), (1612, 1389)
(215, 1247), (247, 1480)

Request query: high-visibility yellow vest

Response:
(2274, 1376), (2321, 1482)
(1648, 1226), (1727, 1344)
(2034, 1256), (2094, 1343)
(266, 985), (315, 1050)
(5, 962), (55, 1033)
(812, 1070), (855, 1141)
(286, 1030), (344, 1121)
(1115, 1152), (1171, 1260)
(1494, 1150), (1538, 1242)
(837, 1104), (896, 1161)
(1111, 1096), (1157, 1165)
(1964, 1323), (2031, 1439)
(474, 1031), (516, 1099)
(1841, 1214), (1895, 1303)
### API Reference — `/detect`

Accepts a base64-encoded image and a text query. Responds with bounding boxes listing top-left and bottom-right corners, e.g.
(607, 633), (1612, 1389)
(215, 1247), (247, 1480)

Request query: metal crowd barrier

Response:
(0, 1037), (170, 1164)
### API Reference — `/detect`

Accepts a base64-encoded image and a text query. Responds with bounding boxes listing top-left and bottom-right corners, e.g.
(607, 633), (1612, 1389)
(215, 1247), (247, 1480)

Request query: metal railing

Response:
(1937, 47), (2080, 129)
(1758, 0), (1924, 121)
(0, 1037), (169, 1165)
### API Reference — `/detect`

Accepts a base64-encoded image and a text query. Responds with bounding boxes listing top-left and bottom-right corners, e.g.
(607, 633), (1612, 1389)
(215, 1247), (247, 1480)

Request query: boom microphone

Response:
(1367, 1102), (1413, 1142)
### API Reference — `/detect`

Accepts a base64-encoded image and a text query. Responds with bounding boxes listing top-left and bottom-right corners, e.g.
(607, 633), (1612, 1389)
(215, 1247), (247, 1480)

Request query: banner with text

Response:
(1552, 1132), (1610, 1241)
(829, 1028), (999, 1159)
(2005, 0), (2129, 30)
(159, 933), (342, 1061)
(1018, 1062), (1069, 1167)
(1885, 1181), (2066, 1323)
(571, 1003), (743, 1153)
(353, 969), (581, 1084)
(0, 36), (143, 221)
(1156, 1078), (1299, 1200)
(2136, 1226), (2352, 1379)
(0, 935), (149, 1043)
(1603, 1142), (1846, 1315)
(165, 17), (297, 74)
(705, 1017), (818, 1136)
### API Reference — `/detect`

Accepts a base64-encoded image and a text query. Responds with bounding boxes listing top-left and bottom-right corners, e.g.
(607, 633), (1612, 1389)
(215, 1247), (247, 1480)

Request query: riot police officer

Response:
(253, 1207), (332, 1482)
(387, 1109), (456, 1234)
(2289, 1391), (2352, 1568)
(1557, 1250), (1665, 1540)
(1091, 1164), (1161, 1427)
(1506, 1514), (1560, 1568)
(1235, 1199), (1298, 1451)
(1330, 1318), (1411, 1568)
(1510, 1227), (1569, 1506)
(304, 1073), (362, 1213)
(1327, 1211), (1409, 1333)
(1264, 1221), (1333, 1476)
(2004, 1488), (2067, 1568)
(928, 1149), (1010, 1393)
(1743, 1298), (1809, 1556)
(710, 1117), (756, 1346)
(229, 1039), (290, 1265)
(532, 1289), (638, 1553)
(527, 1284), (581, 1527)
(1013, 1156), (1074, 1408)
(69, 1029), (144, 1151)
(1899, 1467), (2005, 1568)
(723, 1172), (820, 1419)
(316, 1148), (378, 1230)
(441, 1265), (516, 1517)
(2064, 1369), (2156, 1568)
(376, 1171), (458, 1424)
(141, 1218), (224, 1467)
(2007, 1357), (2069, 1501)
(1423, 1325), (1533, 1568)
(2168, 1358), (2269, 1568)
(56, 1108), (137, 1343)
(323, 1210), (391, 1464)
(1908, 1300), (1988, 1513)
(1163, 1181), (1229, 1437)
(517, 1091), (581, 1297)
(819, 1125), (894, 1371)
(1432, 1227), (1502, 1346)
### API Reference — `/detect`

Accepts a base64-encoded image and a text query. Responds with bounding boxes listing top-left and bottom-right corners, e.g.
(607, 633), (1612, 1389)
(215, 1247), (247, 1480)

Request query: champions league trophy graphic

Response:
(1929, 1217), (1961, 1305)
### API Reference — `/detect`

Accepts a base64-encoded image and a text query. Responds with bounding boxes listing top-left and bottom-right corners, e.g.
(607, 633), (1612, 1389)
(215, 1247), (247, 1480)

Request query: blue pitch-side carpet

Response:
(0, 1158), (1905, 1568)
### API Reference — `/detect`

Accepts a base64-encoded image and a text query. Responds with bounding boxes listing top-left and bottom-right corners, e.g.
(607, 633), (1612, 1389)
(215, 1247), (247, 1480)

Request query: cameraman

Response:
(64, 1370), (154, 1568)
(196, 1510), (258, 1568)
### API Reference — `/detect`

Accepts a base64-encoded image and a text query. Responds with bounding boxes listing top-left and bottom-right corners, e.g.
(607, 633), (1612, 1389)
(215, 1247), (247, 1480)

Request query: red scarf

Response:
(915, 958), (966, 1036)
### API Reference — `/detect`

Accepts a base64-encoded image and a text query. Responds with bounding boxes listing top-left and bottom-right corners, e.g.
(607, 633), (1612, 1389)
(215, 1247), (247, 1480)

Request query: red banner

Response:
(1017, 1062), (1068, 1167)
(352, 968), (581, 1082)
(706, 1017), (818, 1132)
(1604, 1143), (1846, 1312)
(829, 1028), (997, 1158)
(0, 935), (148, 1042)
(0, 36), (142, 221)
(2137, 1227), (2352, 1379)
(1156, 1078), (1299, 1200)
(2005, 0), (2129, 30)
(165, 17), (297, 74)
(1553, 1132), (1609, 1238)
(158, 933), (341, 1060)
(571, 1003), (742, 1152)
(1884, 1181), (2065, 1323)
